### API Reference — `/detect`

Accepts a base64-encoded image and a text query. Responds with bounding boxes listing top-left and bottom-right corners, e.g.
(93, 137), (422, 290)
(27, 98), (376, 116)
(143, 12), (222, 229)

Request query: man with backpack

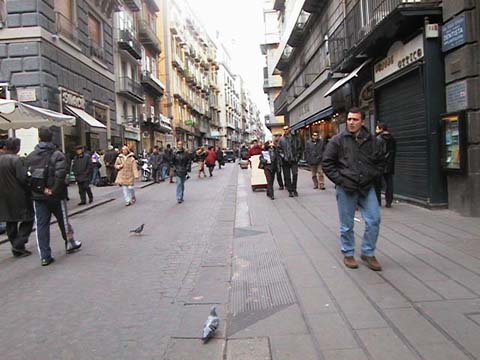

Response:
(26, 128), (82, 266)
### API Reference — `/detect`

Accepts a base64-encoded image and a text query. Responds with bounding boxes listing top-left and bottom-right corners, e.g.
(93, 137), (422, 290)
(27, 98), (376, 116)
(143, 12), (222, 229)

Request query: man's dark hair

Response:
(153, 145), (159, 150)
(208, 146), (213, 150)
(348, 107), (365, 120)
(75, 145), (84, 150)
(166, 144), (171, 149)
(5, 138), (21, 153)
(377, 122), (388, 131)
(38, 127), (53, 142)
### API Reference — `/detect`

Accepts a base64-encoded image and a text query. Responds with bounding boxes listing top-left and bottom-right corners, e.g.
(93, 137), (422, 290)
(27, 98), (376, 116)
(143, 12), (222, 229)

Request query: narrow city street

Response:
(1, 165), (480, 360)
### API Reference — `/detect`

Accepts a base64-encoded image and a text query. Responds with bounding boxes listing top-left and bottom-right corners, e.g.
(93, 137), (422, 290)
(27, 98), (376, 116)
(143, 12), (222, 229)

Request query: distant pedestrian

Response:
(26, 128), (82, 266)
(374, 123), (396, 208)
(247, 139), (263, 158)
(196, 146), (207, 178)
(165, 144), (175, 183)
(98, 150), (107, 184)
(0, 138), (34, 258)
(172, 141), (192, 204)
(278, 126), (302, 197)
(115, 145), (139, 206)
(273, 134), (284, 190)
(72, 145), (94, 205)
(149, 145), (163, 183)
(90, 150), (100, 185)
(216, 148), (224, 169)
(322, 107), (384, 271)
(305, 131), (326, 190)
(159, 147), (168, 181)
(205, 146), (217, 177)
(260, 140), (278, 200)
(104, 145), (118, 185)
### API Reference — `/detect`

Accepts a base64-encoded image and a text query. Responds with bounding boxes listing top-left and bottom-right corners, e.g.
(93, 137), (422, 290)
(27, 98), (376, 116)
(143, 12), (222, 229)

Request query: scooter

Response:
(138, 158), (152, 182)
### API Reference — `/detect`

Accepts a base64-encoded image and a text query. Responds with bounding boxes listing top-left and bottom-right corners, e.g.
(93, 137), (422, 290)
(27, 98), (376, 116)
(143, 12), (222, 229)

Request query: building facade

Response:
(0, 0), (120, 156)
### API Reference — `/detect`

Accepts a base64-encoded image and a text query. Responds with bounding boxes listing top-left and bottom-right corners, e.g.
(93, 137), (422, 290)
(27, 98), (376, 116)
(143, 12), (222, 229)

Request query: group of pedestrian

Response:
(0, 128), (82, 266)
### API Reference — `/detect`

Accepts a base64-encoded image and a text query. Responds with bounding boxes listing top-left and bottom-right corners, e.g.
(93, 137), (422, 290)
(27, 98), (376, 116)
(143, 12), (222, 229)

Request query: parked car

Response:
(224, 150), (235, 163)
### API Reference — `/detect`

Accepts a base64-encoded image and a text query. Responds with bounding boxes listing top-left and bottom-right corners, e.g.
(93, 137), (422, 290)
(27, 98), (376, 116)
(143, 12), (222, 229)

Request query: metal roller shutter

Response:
(376, 69), (428, 201)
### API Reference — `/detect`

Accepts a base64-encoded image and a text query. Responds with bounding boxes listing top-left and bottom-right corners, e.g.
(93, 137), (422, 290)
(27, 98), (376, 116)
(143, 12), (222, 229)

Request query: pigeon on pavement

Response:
(129, 224), (145, 235)
(202, 306), (220, 343)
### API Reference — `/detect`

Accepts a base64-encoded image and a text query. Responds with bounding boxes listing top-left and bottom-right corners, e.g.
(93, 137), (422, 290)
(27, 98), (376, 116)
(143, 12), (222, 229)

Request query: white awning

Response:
(65, 106), (107, 130)
(324, 59), (371, 98)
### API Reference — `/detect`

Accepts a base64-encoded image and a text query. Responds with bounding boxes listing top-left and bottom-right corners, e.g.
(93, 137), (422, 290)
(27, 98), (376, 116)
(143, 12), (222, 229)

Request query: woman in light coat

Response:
(115, 146), (139, 206)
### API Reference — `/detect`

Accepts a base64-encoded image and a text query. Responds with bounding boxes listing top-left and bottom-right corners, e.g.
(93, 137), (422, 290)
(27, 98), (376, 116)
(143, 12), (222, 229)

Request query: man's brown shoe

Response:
(343, 256), (358, 269)
(361, 255), (382, 271)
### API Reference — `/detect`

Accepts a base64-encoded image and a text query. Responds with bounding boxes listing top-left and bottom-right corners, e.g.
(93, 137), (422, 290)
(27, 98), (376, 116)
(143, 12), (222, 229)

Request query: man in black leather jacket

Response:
(26, 128), (81, 266)
(278, 126), (302, 197)
(322, 108), (384, 271)
(172, 140), (192, 204)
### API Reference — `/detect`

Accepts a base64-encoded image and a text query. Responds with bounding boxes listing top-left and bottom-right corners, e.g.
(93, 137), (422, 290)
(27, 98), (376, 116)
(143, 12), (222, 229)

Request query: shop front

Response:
(124, 125), (140, 154)
(373, 33), (447, 207)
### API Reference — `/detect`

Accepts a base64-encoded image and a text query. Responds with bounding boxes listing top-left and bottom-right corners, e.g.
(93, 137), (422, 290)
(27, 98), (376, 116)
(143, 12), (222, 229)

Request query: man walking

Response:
(322, 108), (384, 271)
(216, 147), (224, 169)
(172, 141), (192, 204)
(278, 126), (301, 197)
(149, 146), (163, 183)
(165, 144), (175, 183)
(305, 131), (326, 190)
(0, 138), (34, 258)
(273, 134), (284, 190)
(104, 145), (118, 185)
(72, 145), (93, 205)
(374, 123), (396, 208)
(26, 128), (82, 266)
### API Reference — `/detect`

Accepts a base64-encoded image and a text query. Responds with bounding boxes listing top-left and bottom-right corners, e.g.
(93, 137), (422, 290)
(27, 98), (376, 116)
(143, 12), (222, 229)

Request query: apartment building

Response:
(0, 0), (119, 155)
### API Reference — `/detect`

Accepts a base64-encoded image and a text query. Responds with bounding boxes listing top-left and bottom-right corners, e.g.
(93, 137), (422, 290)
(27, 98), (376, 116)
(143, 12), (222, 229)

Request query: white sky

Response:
(187, 0), (270, 117)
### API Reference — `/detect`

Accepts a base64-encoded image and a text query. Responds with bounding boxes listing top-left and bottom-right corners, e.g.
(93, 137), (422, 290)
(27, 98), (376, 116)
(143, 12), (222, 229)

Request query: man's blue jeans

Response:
(161, 164), (168, 181)
(336, 186), (381, 257)
(176, 175), (186, 201)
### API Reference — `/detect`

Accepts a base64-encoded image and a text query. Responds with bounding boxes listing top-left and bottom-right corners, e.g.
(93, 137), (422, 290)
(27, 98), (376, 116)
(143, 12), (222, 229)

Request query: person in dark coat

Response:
(305, 131), (326, 190)
(322, 107), (384, 271)
(165, 144), (175, 183)
(0, 138), (34, 257)
(172, 141), (192, 204)
(26, 128), (82, 266)
(149, 145), (164, 183)
(278, 126), (302, 197)
(273, 134), (284, 190)
(374, 123), (396, 208)
(260, 140), (278, 200)
(72, 145), (93, 205)
(205, 146), (217, 177)
(216, 148), (224, 169)
(104, 145), (118, 185)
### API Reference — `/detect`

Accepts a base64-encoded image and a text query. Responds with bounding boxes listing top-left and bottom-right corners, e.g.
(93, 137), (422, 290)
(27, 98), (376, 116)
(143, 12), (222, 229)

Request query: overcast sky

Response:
(187, 0), (270, 117)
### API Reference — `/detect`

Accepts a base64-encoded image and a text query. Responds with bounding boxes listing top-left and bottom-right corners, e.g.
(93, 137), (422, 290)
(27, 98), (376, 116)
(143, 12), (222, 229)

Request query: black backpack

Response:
(28, 151), (55, 194)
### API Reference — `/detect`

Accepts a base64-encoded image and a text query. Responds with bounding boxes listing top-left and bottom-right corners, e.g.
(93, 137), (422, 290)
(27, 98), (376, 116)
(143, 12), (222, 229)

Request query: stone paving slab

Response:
(165, 338), (225, 360)
(226, 337), (271, 360)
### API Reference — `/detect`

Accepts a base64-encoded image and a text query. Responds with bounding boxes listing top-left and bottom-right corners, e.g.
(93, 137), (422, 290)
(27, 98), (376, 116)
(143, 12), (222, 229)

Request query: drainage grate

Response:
(231, 235), (296, 315)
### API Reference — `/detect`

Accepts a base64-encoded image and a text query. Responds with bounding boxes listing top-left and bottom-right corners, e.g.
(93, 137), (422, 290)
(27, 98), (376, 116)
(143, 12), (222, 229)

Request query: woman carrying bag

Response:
(115, 146), (139, 206)
(259, 140), (278, 200)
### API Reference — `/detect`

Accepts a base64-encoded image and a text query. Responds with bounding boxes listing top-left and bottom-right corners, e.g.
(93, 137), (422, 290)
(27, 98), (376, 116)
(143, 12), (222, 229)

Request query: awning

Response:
(290, 106), (334, 132)
(324, 59), (371, 97)
(0, 99), (75, 130)
(65, 105), (107, 130)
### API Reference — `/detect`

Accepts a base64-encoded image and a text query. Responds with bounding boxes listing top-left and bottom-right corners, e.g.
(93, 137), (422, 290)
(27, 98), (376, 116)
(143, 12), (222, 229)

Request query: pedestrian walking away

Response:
(104, 145), (118, 185)
(115, 145), (139, 206)
(149, 145), (163, 183)
(305, 131), (326, 190)
(172, 141), (192, 204)
(26, 127), (82, 266)
(322, 107), (385, 271)
(216, 147), (224, 169)
(205, 146), (217, 177)
(278, 126), (302, 197)
(260, 140), (278, 200)
(165, 144), (175, 183)
(0, 138), (34, 258)
(273, 134), (284, 190)
(374, 123), (396, 208)
(72, 145), (93, 205)
(196, 146), (207, 178)
(90, 150), (101, 185)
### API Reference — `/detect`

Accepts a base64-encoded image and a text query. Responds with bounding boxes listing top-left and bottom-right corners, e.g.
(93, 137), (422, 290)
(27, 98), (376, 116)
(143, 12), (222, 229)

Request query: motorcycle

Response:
(138, 158), (152, 182)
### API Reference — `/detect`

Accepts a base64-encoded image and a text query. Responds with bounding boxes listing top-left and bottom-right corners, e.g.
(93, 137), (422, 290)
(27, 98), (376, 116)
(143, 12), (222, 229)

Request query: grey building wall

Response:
(443, 0), (480, 217)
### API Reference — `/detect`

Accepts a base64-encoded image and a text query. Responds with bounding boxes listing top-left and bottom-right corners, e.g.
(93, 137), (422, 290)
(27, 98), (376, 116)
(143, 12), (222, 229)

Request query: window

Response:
(88, 14), (104, 60)
(55, 0), (73, 20)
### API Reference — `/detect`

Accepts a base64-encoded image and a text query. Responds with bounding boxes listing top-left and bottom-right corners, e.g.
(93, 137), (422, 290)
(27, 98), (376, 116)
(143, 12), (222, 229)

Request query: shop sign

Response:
(185, 119), (195, 126)
(446, 80), (467, 113)
(442, 15), (466, 52)
(374, 34), (423, 83)
(17, 88), (36, 102)
(425, 24), (439, 39)
(61, 89), (85, 109)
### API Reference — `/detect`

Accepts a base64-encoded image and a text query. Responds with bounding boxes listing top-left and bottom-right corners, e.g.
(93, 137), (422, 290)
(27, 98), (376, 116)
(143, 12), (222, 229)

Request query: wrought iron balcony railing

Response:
(55, 12), (79, 44)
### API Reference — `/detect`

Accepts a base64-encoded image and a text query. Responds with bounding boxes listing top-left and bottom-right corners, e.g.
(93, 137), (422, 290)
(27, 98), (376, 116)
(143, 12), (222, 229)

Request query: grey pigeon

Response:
(129, 224), (145, 235)
(202, 306), (220, 343)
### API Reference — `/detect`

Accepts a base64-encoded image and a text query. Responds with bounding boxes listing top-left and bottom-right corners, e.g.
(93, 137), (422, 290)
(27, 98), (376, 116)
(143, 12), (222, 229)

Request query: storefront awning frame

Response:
(324, 59), (371, 98)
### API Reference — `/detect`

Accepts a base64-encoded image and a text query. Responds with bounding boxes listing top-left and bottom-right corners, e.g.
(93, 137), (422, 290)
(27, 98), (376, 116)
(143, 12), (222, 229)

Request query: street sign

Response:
(442, 15), (466, 52)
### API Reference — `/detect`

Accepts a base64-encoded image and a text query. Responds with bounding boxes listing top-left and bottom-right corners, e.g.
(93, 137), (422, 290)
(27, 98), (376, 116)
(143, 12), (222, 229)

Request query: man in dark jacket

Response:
(165, 144), (175, 183)
(305, 131), (325, 190)
(149, 145), (164, 183)
(216, 148), (224, 169)
(273, 134), (284, 190)
(322, 108), (384, 271)
(374, 123), (396, 208)
(104, 145), (118, 185)
(72, 145), (93, 205)
(172, 141), (192, 204)
(26, 128), (82, 266)
(0, 138), (34, 257)
(278, 126), (302, 197)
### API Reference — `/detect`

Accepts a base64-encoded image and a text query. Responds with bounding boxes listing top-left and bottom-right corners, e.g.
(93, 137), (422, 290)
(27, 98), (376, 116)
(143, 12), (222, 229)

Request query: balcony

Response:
(123, 0), (141, 12)
(117, 28), (142, 60)
(90, 40), (105, 62)
(55, 11), (79, 44)
(303, 0), (327, 13)
(287, 10), (311, 47)
(117, 76), (144, 103)
(273, 0), (285, 11)
(138, 20), (161, 54)
(330, 0), (441, 70)
(141, 70), (165, 97)
(265, 114), (285, 129)
(273, 87), (290, 116)
(123, 115), (140, 128)
(144, 0), (159, 12)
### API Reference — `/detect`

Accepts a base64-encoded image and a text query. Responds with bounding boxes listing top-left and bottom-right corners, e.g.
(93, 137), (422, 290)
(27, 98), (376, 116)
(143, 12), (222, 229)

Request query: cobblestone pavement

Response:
(1, 164), (480, 360)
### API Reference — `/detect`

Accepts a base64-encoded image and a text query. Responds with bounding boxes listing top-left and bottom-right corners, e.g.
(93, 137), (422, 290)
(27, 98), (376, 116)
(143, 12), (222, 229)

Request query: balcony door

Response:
(55, 0), (73, 20)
